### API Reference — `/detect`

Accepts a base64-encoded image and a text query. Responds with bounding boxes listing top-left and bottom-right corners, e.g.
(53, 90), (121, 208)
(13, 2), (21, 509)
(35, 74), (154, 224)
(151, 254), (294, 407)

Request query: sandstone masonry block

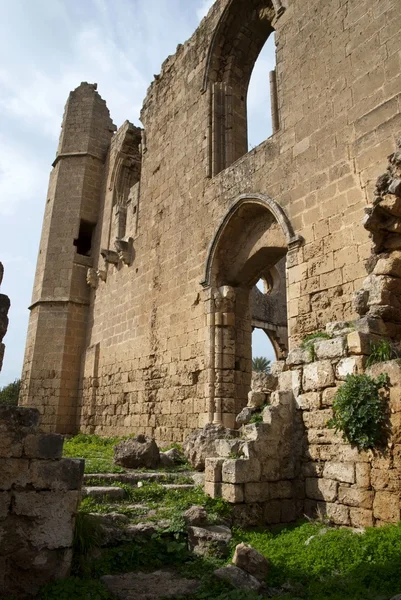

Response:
(205, 458), (224, 483)
(0, 458), (30, 490)
(326, 502), (350, 526)
(305, 478), (338, 502)
(0, 491), (11, 518)
(336, 356), (366, 379)
(221, 483), (244, 504)
(222, 459), (261, 484)
(303, 361), (335, 391)
(373, 491), (400, 522)
(315, 337), (347, 360)
(338, 487), (374, 509)
(24, 433), (64, 460)
(349, 507), (374, 528)
(296, 392), (321, 410)
(323, 462), (355, 484)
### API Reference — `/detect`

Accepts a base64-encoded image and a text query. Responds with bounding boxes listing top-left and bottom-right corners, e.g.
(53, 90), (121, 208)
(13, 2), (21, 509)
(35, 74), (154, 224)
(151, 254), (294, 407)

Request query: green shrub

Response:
(0, 379), (20, 405)
(37, 577), (113, 600)
(366, 338), (398, 366)
(327, 373), (389, 450)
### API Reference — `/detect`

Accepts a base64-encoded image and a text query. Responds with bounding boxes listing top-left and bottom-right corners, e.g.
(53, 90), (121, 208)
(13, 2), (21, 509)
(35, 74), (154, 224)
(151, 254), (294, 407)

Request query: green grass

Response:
(63, 433), (191, 474)
(63, 433), (126, 474)
(36, 521), (401, 600)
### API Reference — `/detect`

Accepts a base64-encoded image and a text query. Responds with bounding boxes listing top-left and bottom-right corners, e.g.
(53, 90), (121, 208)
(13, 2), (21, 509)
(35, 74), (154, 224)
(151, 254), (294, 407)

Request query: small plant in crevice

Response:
(300, 332), (331, 360)
(366, 338), (398, 367)
(249, 412), (263, 424)
(327, 373), (389, 450)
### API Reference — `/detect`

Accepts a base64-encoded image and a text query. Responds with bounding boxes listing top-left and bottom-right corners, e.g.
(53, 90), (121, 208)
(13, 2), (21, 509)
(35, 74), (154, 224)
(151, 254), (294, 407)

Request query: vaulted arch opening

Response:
(203, 194), (299, 428)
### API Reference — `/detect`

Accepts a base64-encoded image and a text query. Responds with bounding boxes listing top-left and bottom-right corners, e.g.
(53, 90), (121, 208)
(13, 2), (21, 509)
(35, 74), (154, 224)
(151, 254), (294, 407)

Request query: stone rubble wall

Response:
(0, 406), (84, 598)
(206, 325), (401, 528)
(0, 261), (10, 373)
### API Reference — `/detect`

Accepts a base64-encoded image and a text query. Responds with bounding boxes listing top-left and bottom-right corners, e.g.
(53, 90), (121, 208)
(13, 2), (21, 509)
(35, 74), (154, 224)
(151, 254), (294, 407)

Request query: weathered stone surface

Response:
(0, 491), (11, 518)
(30, 458), (84, 491)
(338, 487), (374, 509)
(349, 507), (374, 528)
(188, 525), (232, 557)
(102, 570), (199, 600)
(0, 405), (40, 431)
(247, 391), (266, 408)
(205, 457), (224, 483)
(373, 491), (400, 522)
(221, 483), (244, 503)
(232, 543), (269, 582)
(24, 433), (64, 460)
(183, 424), (233, 471)
(326, 502), (350, 525)
(286, 348), (312, 366)
(236, 406), (257, 424)
(322, 462), (355, 484)
(336, 356), (366, 379)
(303, 361), (335, 391)
(183, 505), (208, 527)
(296, 392), (320, 410)
(315, 337), (346, 360)
(305, 478), (338, 502)
(251, 372), (278, 392)
(0, 458), (30, 490)
(83, 486), (126, 501)
(222, 459), (261, 484)
(214, 564), (262, 591)
(114, 435), (160, 469)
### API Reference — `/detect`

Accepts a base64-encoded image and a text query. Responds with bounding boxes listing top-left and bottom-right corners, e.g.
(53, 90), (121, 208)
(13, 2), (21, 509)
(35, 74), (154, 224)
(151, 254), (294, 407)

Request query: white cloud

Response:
(0, 135), (48, 216)
(197, 0), (215, 21)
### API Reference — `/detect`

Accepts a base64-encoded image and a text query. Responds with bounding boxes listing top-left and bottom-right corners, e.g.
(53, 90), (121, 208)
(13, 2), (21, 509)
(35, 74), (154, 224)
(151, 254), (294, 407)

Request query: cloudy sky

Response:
(0, 0), (275, 387)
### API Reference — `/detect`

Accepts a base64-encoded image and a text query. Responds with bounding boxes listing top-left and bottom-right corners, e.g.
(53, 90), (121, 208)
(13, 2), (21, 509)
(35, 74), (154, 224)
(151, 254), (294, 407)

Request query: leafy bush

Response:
(37, 577), (113, 600)
(327, 373), (389, 449)
(251, 357), (271, 373)
(0, 379), (20, 405)
(366, 338), (398, 366)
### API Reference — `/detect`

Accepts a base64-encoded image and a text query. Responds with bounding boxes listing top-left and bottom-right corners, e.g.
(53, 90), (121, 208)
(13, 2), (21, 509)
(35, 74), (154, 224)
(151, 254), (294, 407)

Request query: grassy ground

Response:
(34, 434), (401, 599)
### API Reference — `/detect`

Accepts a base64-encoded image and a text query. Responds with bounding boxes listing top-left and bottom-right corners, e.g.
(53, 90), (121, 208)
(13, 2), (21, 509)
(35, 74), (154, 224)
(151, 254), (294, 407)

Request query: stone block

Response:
(280, 499), (297, 523)
(322, 462), (355, 484)
(286, 348), (312, 366)
(204, 481), (222, 499)
(303, 361), (335, 391)
(0, 406), (40, 432)
(326, 502), (350, 525)
(0, 432), (23, 458)
(349, 508), (374, 528)
(205, 458), (224, 483)
(0, 492), (11, 518)
(222, 459), (261, 484)
(302, 409), (333, 429)
(0, 458), (30, 490)
(347, 331), (373, 355)
(221, 483), (244, 503)
(268, 481), (292, 500)
(305, 478), (338, 502)
(355, 463), (371, 489)
(336, 356), (366, 379)
(24, 434), (64, 460)
(247, 391), (266, 408)
(315, 337), (347, 360)
(338, 487), (374, 509)
(244, 482), (269, 503)
(264, 500), (281, 524)
(296, 392), (320, 410)
(13, 490), (80, 549)
(30, 458), (84, 491)
(278, 369), (302, 396)
(321, 387), (338, 407)
(371, 469), (388, 490)
(373, 491), (400, 522)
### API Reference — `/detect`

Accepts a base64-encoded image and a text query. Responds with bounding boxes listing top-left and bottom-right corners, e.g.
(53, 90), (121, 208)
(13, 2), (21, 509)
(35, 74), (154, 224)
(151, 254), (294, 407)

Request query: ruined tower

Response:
(20, 83), (115, 433)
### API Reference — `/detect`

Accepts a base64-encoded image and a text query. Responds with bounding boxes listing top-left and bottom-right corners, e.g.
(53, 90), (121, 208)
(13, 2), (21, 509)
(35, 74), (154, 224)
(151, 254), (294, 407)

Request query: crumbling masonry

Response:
(0, 262), (10, 373)
(20, 0), (401, 525)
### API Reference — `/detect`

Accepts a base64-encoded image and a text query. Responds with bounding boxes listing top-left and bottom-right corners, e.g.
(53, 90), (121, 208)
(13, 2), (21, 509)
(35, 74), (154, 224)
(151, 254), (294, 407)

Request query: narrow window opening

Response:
(247, 33), (277, 151)
(74, 220), (95, 256)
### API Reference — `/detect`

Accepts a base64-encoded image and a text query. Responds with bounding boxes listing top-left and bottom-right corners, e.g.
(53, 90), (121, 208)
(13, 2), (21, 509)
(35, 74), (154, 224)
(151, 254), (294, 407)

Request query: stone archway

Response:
(202, 194), (301, 427)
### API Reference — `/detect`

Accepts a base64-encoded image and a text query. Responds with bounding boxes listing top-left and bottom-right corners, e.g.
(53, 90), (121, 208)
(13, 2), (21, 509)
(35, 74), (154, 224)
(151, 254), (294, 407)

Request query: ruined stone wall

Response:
(23, 0), (401, 439)
(0, 262), (10, 373)
(0, 405), (83, 597)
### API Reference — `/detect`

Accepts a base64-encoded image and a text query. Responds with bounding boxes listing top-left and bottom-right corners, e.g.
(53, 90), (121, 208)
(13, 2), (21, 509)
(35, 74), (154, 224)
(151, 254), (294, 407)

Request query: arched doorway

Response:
(202, 194), (301, 427)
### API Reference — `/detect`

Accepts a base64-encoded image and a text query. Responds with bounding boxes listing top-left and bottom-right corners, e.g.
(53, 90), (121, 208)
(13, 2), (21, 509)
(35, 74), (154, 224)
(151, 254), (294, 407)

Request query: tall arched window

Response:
(247, 33), (277, 150)
(204, 0), (284, 176)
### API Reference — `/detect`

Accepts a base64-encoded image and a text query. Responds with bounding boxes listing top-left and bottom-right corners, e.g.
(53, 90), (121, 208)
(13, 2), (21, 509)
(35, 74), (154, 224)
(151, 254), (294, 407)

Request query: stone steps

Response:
(83, 471), (202, 486)
(83, 486), (126, 501)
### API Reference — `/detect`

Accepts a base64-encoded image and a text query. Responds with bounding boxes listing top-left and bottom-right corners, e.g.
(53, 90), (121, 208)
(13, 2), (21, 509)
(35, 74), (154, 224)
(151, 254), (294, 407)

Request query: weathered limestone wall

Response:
(206, 328), (401, 527)
(22, 0), (401, 440)
(0, 405), (83, 597)
(0, 262), (10, 373)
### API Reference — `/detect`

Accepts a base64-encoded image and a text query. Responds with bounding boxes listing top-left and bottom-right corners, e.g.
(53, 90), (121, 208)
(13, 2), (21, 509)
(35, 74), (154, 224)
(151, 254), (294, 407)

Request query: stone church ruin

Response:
(19, 0), (401, 527)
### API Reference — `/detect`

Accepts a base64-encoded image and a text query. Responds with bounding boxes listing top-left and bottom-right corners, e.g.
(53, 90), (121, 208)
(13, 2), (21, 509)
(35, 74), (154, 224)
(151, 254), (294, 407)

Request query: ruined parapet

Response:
(0, 261), (10, 372)
(355, 138), (401, 339)
(0, 405), (84, 597)
(205, 321), (401, 528)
